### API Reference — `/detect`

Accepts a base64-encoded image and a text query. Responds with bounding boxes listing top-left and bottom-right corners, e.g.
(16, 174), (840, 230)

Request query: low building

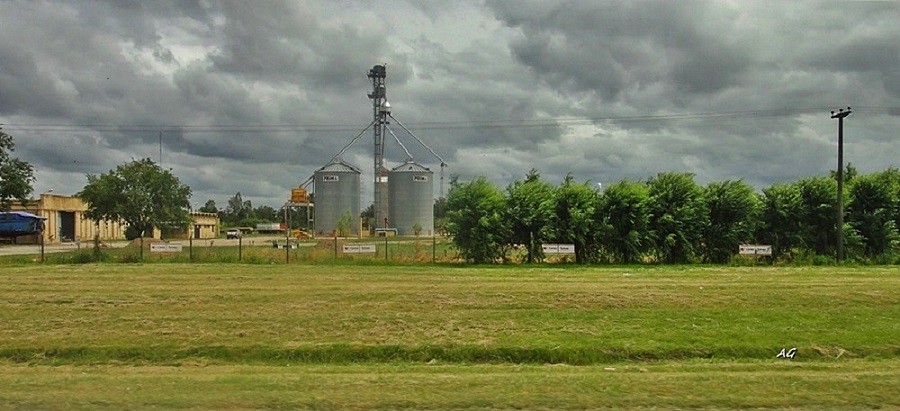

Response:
(9, 193), (219, 244)
(168, 212), (219, 240)
(9, 193), (126, 244)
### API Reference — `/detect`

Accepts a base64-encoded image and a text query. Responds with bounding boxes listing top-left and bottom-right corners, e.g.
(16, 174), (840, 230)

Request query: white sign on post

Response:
(739, 244), (772, 256)
(542, 244), (576, 255)
(150, 243), (183, 253)
(343, 244), (376, 254)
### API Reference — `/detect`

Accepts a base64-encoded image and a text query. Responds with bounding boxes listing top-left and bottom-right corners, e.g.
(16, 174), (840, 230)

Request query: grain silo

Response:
(388, 160), (433, 236)
(313, 159), (360, 236)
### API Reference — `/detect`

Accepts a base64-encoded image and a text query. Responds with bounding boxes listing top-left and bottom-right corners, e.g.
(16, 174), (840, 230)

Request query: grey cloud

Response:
(2, 0), (898, 208)
(207, 2), (395, 93)
(492, 1), (753, 101)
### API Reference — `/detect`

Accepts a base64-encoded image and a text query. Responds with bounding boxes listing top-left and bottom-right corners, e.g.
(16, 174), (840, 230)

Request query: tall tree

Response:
(361, 203), (375, 232)
(847, 171), (899, 257)
(701, 180), (762, 263)
(433, 197), (447, 220)
(0, 128), (35, 212)
(646, 172), (707, 264)
(546, 174), (599, 264)
(432, 197), (448, 235)
(794, 176), (838, 255)
(198, 199), (218, 214)
(445, 177), (509, 263)
(224, 192), (249, 223)
(596, 180), (651, 263)
(79, 158), (191, 239)
(757, 183), (803, 260)
(506, 169), (554, 263)
(877, 168), (900, 239)
(254, 205), (277, 222)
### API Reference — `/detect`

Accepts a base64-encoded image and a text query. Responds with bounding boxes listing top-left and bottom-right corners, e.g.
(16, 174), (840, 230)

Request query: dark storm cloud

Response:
(483, 0), (899, 185)
(207, 1), (396, 93)
(489, 1), (752, 101)
(391, 34), (570, 162)
(0, 0), (897, 208)
(487, 1), (900, 110)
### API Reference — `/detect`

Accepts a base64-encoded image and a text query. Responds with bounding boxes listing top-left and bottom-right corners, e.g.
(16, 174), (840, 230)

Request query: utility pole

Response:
(830, 107), (851, 262)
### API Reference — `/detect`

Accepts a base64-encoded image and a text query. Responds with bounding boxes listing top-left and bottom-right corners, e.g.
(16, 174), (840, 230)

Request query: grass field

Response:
(0, 264), (897, 409)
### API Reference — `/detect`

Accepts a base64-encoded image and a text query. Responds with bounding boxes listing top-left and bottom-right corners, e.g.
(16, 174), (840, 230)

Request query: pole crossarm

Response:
(830, 108), (852, 119)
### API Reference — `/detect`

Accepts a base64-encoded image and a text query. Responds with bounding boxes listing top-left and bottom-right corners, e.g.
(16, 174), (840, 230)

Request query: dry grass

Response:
(0, 264), (897, 408)
(0, 361), (897, 409)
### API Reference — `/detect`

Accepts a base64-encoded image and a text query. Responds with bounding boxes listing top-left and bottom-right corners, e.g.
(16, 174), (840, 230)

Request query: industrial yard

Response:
(296, 65), (444, 239)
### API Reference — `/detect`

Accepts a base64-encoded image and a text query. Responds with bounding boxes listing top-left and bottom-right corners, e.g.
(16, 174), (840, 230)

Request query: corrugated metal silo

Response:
(314, 159), (360, 236)
(388, 161), (433, 236)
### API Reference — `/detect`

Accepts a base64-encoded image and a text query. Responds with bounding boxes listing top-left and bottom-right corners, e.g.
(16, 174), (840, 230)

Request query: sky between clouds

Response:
(1, 0), (897, 209)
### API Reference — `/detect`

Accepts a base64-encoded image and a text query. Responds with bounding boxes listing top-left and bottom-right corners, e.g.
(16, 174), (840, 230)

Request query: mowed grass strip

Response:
(0, 361), (897, 410)
(0, 264), (897, 364)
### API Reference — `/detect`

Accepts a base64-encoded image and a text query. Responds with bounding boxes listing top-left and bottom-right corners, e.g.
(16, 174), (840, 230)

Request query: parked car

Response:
(226, 229), (242, 239)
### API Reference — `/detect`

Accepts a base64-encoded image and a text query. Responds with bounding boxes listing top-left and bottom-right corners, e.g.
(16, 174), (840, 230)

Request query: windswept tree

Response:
(646, 172), (706, 264)
(0, 128), (35, 212)
(506, 169), (554, 263)
(445, 177), (509, 263)
(79, 158), (191, 242)
(701, 180), (761, 263)
(547, 174), (599, 264)
(596, 180), (651, 263)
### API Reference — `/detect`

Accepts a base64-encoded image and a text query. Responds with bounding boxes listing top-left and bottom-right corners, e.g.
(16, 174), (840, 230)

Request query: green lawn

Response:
(0, 264), (897, 409)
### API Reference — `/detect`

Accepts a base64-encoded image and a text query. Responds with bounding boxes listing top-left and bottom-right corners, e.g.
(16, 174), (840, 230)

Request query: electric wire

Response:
(388, 113), (449, 198)
(3, 107), (897, 134)
(388, 114), (448, 166)
(332, 119), (376, 161)
(384, 124), (413, 161)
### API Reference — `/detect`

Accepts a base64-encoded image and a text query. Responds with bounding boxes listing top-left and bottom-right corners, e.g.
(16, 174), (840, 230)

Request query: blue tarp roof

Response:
(0, 211), (47, 220)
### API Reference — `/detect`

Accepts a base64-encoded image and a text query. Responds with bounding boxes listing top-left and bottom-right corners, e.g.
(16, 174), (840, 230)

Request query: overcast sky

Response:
(1, 0), (897, 209)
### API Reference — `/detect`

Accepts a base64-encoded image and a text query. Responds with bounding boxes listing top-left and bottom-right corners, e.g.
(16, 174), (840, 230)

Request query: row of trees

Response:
(198, 193), (313, 231)
(3, 127), (898, 264)
(198, 193), (278, 226)
(445, 168), (900, 264)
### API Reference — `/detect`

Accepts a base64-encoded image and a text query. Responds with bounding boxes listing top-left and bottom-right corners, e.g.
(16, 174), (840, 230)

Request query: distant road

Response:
(0, 241), (126, 256)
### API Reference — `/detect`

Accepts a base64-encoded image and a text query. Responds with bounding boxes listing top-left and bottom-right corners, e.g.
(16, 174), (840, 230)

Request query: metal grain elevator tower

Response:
(367, 64), (390, 228)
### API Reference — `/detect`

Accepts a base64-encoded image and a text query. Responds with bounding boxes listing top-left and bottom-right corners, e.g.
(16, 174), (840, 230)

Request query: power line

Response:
(2, 106), (897, 134)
